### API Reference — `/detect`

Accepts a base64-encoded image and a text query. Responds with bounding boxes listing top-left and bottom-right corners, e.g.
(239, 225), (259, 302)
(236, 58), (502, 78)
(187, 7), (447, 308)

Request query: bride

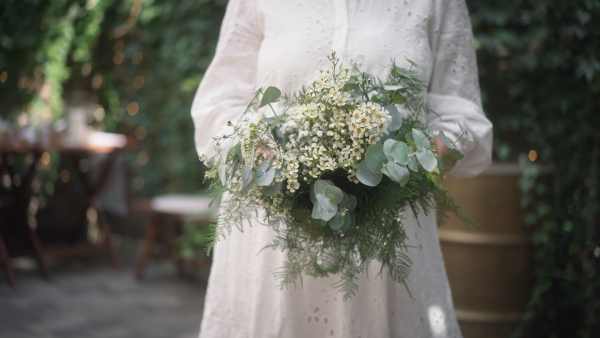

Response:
(191, 0), (492, 337)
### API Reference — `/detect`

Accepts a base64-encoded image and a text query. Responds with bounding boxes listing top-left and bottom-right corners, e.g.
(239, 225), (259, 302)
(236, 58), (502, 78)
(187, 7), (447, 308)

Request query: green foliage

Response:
(468, 0), (600, 336)
(1, 0), (228, 196)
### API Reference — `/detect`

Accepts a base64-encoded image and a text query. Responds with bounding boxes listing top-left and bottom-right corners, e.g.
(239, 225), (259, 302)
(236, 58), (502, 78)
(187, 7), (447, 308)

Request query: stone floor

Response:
(0, 247), (208, 338)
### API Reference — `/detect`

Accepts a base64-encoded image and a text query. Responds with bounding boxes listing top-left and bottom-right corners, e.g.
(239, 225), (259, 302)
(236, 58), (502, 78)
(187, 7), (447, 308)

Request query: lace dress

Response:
(191, 0), (492, 337)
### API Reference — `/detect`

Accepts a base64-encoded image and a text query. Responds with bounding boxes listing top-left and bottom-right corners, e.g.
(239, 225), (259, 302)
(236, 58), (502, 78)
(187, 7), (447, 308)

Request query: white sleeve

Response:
(191, 0), (263, 158)
(426, 0), (493, 178)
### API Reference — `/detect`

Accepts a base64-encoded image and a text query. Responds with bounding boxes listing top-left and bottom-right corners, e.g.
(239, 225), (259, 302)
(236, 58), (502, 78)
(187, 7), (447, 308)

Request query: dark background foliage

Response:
(467, 0), (600, 336)
(1, 0), (599, 336)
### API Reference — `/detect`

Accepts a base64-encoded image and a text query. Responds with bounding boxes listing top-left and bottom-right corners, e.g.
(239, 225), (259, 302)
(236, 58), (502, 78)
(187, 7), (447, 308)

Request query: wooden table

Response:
(0, 132), (136, 285)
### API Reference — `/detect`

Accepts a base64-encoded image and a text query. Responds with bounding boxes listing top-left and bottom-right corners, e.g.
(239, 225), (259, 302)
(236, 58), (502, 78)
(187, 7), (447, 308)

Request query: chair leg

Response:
(0, 232), (16, 286)
(134, 212), (161, 281)
(172, 220), (185, 276)
(92, 199), (123, 269)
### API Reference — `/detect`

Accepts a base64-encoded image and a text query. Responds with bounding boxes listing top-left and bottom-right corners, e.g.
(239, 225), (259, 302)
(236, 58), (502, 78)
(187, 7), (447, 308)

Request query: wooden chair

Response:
(134, 194), (216, 280)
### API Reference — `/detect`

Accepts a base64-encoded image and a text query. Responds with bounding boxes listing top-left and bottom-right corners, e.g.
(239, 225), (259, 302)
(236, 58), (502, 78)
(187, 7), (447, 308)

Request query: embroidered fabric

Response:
(192, 1), (492, 337)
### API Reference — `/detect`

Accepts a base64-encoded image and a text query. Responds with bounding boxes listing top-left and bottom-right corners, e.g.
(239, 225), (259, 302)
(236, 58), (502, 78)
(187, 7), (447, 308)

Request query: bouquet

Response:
(201, 53), (473, 299)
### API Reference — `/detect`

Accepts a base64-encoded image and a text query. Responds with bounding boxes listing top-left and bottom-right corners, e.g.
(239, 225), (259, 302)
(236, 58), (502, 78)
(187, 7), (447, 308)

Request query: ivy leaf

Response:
(412, 128), (431, 150)
(439, 130), (455, 149)
(416, 149), (438, 172)
(259, 86), (281, 108)
(365, 144), (387, 173)
(459, 123), (474, 142)
(356, 160), (383, 187)
(384, 104), (403, 131)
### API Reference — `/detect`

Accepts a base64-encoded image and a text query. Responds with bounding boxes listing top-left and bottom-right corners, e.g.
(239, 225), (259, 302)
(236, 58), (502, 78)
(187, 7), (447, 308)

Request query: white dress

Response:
(191, 0), (493, 337)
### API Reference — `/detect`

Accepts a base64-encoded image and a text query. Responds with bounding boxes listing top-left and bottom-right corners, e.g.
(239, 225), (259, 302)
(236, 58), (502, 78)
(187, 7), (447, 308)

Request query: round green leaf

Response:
(259, 86), (281, 108)
(385, 104), (403, 131)
(356, 160), (383, 187)
(317, 193), (338, 213)
(381, 162), (410, 186)
(459, 124), (474, 142)
(313, 179), (332, 195)
(439, 130), (455, 149)
(390, 141), (409, 165)
(329, 213), (345, 230)
(324, 186), (344, 204)
(412, 128), (430, 150)
(416, 149), (438, 172)
(365, 144), (387, 173)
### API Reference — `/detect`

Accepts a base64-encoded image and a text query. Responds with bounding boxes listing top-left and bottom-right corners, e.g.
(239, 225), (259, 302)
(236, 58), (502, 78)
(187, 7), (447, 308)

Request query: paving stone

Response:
(0, 247), (207, 338)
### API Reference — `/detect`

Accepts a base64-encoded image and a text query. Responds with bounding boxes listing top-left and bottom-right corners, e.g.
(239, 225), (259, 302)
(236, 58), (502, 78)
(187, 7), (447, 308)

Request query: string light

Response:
(60, 169), (70, 183)
(134, 126), (147, 140)
(132, 75), (144, 89)
(137, 151), (149, 165)
(41, 152), (51, 166)
(113, 52), (124, 65)
(127, 102), (139, 115)
(113, 40), (124, 52)
(91, 74), (103, 89)
(528, 149), (538, 161)
(132, 52), (143, 64)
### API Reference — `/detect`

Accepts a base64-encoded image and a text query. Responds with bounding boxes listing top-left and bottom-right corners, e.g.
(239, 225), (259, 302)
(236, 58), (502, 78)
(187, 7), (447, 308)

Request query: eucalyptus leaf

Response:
(356, 160), (383, 187)
(416, 149), (438, 172)
(390, 141), (409, 165)
(383, 139), (397, 160)
(313, 201), (337, 221)
(256, 157), (271, 172)
(381, 162), (410, 186)
(263, 181), (282, 196)
(384, 104), (403, 131)
(324, 186), (344, 204)
(439, 130), (455, 149)
(259, 86), (281, 108)
(255, 167), (275, 186)
(408, 156), (418, 172)
(329, 213), (345, 230)
(365, 144), (387, 173)
(459, 123), (474, 142)
(340, 213), (352, 231)
(349, 194), (357, 211)
(313, 179), (332, 195)
(241, 166), (253, 187)
(317, 193), (338, 213)
(412, 128), (431, 150)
